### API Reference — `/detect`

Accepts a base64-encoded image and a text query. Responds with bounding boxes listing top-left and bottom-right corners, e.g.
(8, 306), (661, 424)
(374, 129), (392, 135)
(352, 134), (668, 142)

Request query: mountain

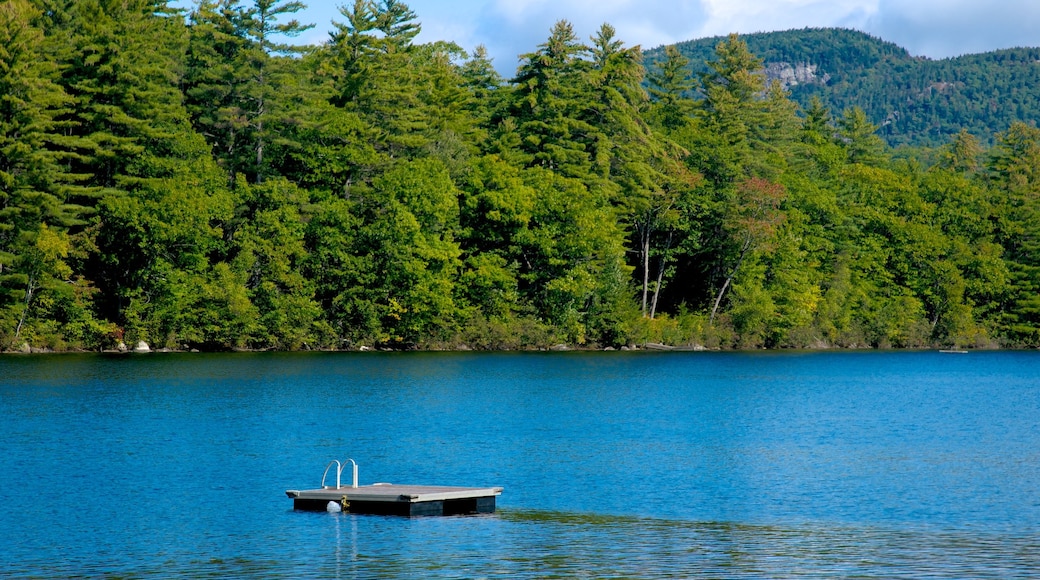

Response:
(644, 28), (1040, 147)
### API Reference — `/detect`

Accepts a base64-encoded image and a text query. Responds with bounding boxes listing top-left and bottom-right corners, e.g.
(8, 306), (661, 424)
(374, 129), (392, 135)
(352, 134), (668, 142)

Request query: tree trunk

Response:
(255, 62), (265, 183)
(650, 262), (665, 320)
(710, 235), (752, 325)
(14, 274), (38, 341)
(640, 224), (651, 316)
(649, 231), (672, 320)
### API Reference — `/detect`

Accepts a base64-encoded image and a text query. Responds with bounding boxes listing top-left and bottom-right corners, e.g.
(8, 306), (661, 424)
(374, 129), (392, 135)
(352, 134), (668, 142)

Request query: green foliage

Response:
(6, 10), (1040, 351)
(231, 177), (331, 349)
(986, 122), (1040, 344)
(0, 0), (107, 349)
(646, 46), (696, 132)
(183, 0), (315, 183)
(648, 28), (1040, 148)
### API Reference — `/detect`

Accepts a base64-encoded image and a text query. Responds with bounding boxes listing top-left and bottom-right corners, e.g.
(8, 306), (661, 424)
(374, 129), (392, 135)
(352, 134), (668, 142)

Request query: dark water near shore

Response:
(2, 350), (1039, 578)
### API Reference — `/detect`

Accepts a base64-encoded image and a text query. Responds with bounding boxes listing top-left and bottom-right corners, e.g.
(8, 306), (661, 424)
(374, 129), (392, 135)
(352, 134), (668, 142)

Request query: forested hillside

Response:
(648, 28), (1040, 147)
(3, 0), (1040, 352)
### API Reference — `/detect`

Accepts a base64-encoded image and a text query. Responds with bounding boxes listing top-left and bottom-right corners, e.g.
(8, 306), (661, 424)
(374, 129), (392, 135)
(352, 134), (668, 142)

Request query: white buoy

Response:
(326, 501), (342, 513)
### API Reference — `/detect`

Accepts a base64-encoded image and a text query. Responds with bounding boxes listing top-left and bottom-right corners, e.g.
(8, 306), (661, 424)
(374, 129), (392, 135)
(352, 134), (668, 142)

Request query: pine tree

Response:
(0, 0), (103, 348)
(838, 106), (888, 165)
(510, 20), (596, 178)
(987, 122), (1040, 344)
(505, 21), (636, 344)
(184, 0), (313, 183)
(183, 0), (254, 180)
(693, 33), (766, 186)
(646, 45), (696, 132)
(45, 0), (243, 348)
(586, 25), (697, 318)
(238, 0), (313, 182)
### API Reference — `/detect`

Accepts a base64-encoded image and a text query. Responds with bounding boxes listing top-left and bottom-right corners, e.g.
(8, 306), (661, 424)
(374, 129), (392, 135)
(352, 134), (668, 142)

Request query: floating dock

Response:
(286, 459), (502, 516)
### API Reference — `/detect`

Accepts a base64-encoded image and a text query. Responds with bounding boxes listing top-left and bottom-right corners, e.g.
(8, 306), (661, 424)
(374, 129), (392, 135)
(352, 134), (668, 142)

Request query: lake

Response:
(2, 350), (1038, 578)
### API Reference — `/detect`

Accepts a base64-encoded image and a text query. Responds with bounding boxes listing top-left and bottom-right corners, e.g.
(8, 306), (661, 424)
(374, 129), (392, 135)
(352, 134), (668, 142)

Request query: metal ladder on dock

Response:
(321, 458), (358, 489)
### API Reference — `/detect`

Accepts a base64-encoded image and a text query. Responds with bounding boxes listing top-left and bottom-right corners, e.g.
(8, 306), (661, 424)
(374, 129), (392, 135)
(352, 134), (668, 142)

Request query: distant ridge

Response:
(645, 28), (1040, 147)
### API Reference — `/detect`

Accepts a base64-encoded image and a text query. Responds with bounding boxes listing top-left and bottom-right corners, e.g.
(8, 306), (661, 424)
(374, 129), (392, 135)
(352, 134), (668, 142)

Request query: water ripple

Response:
(3, 351), (1040, 578)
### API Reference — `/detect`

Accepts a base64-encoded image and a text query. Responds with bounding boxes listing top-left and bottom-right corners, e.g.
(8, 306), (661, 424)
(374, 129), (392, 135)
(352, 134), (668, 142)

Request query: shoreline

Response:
(1, 342), (1011, 355)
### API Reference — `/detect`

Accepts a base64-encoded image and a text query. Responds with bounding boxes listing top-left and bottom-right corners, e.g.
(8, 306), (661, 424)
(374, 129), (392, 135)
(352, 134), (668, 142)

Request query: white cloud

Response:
(865, 0), (1040, 58)
(697, 0), (879, 37)
(463, 0), (709, 70)
(491, 0), (555, 24)
(174, 0), (1040, 71)
(460, 0), (1040, 71)
(456, 0), (882, 68)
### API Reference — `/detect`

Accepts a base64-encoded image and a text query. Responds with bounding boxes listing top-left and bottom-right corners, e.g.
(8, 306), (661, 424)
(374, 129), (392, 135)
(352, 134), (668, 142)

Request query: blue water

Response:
(1, 351), (1038, 577)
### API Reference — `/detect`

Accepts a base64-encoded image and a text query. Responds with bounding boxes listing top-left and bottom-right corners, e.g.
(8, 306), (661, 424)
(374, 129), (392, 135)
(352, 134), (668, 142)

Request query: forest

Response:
(653, 28), (1040, 148)
(2, 0), (1040, 352)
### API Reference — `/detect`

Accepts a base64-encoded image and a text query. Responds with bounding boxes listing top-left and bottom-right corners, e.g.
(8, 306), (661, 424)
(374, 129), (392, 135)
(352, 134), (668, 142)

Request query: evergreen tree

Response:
(328, 0), (473, 168)
(937, 129), (983, 174)
(460, 45), (503, 118)
(987, 122), (1040, 344)
(679, 35), (794, 330)
(238, 0), (313, 182)
(510, 20), (595, 179)
(44, 0), (243, 348)
(838, 106), (888, 165)
(794, 96), (845, 179)
(694, 33), (766, 186)
(506, 21), (635, 344)
(646, 45), (696, 132)
(183, 0), (255, 180)
(183, 0), (313, 183)
(586, 25), (696, 318)
(0, 0), (107, 348)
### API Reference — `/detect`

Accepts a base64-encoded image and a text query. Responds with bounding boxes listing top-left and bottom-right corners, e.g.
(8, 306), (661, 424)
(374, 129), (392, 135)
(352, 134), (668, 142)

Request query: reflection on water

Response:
(497, 509), (1040, 579)
(2, 351), (1039, 578)
(7, 508), (1038, 578)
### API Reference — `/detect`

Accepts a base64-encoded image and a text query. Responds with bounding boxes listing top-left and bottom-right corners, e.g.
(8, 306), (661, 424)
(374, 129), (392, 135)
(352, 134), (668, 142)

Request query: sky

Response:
(178, 0), (1040, 74)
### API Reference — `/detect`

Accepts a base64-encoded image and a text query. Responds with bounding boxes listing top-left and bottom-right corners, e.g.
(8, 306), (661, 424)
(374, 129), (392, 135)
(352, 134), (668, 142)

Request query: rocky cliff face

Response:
(651, 28), (1040, 146)
(763, 62), (829, 88)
